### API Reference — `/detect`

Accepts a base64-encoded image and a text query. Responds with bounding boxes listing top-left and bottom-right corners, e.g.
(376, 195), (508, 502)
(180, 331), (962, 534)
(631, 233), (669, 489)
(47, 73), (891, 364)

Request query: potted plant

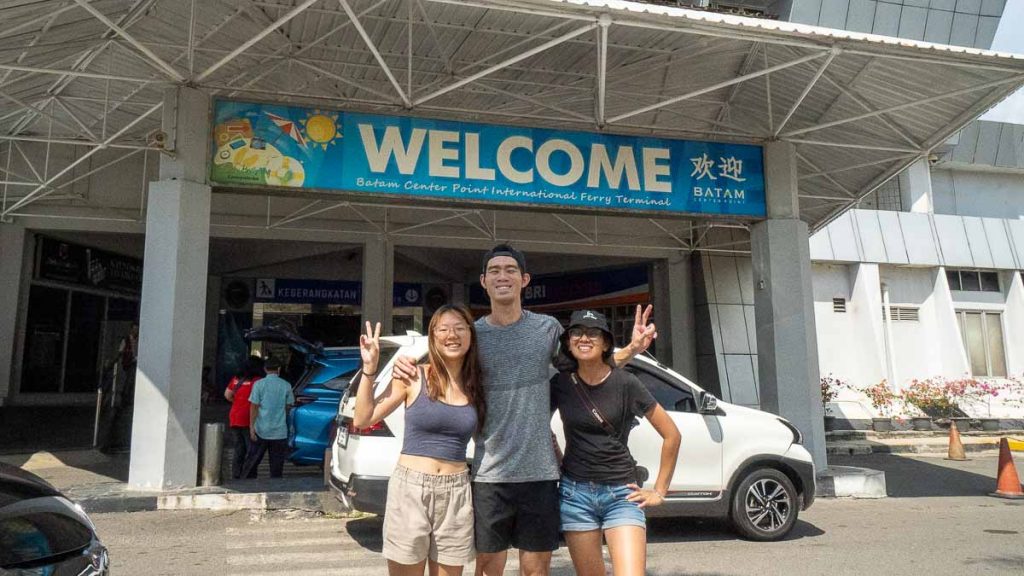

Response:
(861, 380), (897, 432)
(901, 378), (942, 431)
(965, 379), (1004, 432)
(903, 377), (976, 432)
(820, 374), (845, 432)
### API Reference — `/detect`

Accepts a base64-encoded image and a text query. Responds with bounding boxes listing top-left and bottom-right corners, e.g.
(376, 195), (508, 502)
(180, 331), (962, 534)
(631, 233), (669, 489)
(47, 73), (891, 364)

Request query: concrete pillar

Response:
(128, 87), (211, 490)
(751, 141), (826, 470)
(653, 254), (696, 379)
(362, 236), (394, 334)
(0, 223), (26, 406)
(900, 158), (933, 214)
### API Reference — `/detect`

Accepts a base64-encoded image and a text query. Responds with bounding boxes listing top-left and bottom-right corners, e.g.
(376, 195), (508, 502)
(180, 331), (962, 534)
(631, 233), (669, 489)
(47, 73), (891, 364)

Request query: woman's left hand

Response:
(625, 483), (666, 508)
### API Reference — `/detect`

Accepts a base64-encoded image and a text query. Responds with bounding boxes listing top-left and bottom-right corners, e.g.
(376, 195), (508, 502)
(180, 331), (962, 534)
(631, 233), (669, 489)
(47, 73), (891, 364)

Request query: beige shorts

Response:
(382, 465), (475, 566)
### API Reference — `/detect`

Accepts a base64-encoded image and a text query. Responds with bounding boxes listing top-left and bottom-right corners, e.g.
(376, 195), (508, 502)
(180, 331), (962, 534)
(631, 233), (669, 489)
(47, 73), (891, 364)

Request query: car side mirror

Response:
(698, 392), (718, 414)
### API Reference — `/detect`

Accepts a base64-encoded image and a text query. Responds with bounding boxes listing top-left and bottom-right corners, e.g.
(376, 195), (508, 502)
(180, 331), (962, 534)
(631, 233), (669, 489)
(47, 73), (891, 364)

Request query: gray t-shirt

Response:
(472, 310), (563, 483)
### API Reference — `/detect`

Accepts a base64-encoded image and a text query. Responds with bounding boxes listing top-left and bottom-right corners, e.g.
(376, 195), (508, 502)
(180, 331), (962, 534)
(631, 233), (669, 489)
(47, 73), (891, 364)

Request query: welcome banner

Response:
(211, 100), (766, 217)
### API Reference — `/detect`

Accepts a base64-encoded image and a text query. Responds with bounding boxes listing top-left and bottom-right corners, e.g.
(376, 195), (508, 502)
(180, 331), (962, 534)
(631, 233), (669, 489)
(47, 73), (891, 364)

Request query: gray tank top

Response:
(401, 367), (477, 463)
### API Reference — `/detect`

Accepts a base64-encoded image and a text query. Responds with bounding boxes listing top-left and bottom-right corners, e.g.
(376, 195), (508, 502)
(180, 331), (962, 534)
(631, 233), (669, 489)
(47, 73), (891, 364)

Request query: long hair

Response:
(426, 304), (486, 431)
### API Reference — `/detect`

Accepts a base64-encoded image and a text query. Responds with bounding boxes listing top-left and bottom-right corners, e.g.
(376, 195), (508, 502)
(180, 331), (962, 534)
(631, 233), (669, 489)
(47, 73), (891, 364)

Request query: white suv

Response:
(329, 335), (815, 541)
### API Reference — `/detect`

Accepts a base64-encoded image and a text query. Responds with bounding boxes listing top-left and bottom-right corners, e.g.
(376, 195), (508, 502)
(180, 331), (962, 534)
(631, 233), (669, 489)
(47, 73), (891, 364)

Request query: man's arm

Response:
(249, 403), (259, 441)
(613, 304), (657, 366)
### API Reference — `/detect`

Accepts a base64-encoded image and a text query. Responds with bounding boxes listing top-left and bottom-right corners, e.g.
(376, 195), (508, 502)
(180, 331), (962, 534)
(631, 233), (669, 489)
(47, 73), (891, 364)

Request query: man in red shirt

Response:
(224, 356), (264, 479)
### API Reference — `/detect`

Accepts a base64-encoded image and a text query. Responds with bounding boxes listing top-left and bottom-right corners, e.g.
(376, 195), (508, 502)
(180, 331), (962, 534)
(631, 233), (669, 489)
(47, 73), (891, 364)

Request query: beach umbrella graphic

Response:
(264, 112), (308, 148)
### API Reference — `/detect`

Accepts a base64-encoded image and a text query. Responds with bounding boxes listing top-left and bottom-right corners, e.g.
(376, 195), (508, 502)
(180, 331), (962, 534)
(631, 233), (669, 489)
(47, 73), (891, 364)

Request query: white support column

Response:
(927, 267), (970, 377)
(362, 236), (394, 334)
(847, 263), (887, 389)
(751, 141), (826, 470)
(1003, 271), (1024, 377)
(0, 222), (26, 406)
(899, 157), (933, 214)
(128, 87), (211, 490)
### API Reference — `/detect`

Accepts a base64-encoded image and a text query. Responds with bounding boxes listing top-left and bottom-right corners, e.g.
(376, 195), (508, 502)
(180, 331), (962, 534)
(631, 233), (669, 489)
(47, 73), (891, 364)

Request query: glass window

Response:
(626, 367), (695, 413)
(958, 311), (1006, 377)
(963, 312), (987, 376)
(960, 271), (981, 291)
(980, 272), (1000, 292)
(945, 270), (961, 291)
(64, 292), (104, 393)
(986, 314), (1007, 377)
(21, 286), (68, 393)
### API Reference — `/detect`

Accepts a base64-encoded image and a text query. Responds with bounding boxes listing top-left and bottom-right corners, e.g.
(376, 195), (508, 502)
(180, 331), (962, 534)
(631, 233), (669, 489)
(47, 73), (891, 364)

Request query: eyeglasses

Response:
(568, 327), (604, 340)
(433, 324), (470, 337)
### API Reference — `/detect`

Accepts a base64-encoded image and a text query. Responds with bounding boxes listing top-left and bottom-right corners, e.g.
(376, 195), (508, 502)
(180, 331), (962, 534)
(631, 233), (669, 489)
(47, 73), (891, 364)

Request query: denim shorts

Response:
(559, 476), (646, 532)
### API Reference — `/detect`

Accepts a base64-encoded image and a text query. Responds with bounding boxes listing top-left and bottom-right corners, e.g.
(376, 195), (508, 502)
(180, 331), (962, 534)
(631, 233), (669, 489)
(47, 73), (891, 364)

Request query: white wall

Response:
(932, 168), (1024, 219)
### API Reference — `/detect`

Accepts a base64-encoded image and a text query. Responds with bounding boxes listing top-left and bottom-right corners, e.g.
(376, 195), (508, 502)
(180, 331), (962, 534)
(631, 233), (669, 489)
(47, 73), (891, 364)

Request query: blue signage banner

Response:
(255, 278), (361, 305)
(212, 101), (766, 217)
(393, 283), (422, 307)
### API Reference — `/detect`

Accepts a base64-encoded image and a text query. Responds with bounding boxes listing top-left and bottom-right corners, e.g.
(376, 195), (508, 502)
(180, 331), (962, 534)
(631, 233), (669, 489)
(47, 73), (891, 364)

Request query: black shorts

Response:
(472, 480), (560, 553)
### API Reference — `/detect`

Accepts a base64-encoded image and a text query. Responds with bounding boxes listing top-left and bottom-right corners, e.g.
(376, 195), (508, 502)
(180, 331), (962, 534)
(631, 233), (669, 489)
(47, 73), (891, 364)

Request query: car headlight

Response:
(777, 418), (803, 444)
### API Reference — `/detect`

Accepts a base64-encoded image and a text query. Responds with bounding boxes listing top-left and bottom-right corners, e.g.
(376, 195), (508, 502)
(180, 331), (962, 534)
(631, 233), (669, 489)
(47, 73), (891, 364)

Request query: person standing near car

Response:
(551, 309), (680, 576)
(393, 244), (658, 576)
(241, 356), (294, 479)
(355, 304), (485, 576)
(224, 356), (264, 480)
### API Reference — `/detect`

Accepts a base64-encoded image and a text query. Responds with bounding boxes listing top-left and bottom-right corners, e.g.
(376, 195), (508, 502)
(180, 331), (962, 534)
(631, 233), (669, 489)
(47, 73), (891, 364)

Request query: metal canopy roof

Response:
(2, 0), (1023, 233)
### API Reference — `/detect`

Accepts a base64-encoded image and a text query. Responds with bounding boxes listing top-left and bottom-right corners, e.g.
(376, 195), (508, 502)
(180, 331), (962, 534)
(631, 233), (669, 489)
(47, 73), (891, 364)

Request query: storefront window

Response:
(21, 286), (68, 393)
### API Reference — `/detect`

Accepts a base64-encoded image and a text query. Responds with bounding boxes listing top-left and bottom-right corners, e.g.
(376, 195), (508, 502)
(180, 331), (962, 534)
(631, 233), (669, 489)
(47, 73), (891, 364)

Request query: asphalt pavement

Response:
(89, 452), (1024, 576)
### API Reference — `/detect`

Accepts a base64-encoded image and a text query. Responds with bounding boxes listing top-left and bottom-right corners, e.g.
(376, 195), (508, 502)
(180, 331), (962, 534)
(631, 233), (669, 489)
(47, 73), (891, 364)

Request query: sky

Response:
(979, 0), (1024, 124)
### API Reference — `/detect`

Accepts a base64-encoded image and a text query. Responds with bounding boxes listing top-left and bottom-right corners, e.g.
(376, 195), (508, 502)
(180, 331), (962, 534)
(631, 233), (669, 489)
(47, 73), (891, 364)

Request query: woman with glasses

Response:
(354, 304), (485, 576)
(551, 309), (681, 576)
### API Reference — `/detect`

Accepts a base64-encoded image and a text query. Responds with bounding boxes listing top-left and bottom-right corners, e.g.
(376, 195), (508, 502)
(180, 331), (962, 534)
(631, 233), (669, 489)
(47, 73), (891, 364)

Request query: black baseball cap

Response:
(481, 243), (526, 274)
(561, 309), (615, 365)
(567, 309), (613, 340)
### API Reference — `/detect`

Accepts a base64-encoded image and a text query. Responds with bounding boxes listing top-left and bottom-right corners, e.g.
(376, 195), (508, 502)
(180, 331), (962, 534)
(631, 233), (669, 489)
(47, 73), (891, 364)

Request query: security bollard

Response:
(201, 422), (225, 487)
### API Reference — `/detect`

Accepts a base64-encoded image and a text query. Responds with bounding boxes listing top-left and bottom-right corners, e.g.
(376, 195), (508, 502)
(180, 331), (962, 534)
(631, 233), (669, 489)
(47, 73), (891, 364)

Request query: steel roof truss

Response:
(782, 74), (1024, 139)
(196, 0), (320, 84)
(608, 50), (829, 124)
(413, 22), (598, 107)
(2, 100), (161, 217)
(72, 0), (184, 82)
(336, 0), (412, 108)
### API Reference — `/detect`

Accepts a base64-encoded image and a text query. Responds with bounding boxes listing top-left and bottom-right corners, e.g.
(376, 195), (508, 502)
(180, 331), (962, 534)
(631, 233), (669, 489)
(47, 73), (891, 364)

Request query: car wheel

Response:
(730, 467), (798, 541)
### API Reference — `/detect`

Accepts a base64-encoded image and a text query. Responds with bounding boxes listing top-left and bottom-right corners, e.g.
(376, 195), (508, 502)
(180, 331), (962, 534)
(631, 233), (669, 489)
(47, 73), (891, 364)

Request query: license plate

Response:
(338, 427), (349, 449)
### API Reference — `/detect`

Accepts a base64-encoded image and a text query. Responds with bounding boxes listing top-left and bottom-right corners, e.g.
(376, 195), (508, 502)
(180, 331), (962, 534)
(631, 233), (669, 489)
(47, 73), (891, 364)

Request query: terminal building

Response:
(1, 0), (1022, 489)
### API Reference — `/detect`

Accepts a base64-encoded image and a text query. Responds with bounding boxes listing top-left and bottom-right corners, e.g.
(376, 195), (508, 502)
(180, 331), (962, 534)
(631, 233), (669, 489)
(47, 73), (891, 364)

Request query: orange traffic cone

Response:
(945, 422), (968, 461)
(989, 438), (1024, 499)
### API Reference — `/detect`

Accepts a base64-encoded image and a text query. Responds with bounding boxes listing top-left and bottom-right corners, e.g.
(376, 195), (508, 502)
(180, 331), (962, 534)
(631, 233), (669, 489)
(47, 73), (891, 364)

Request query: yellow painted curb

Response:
(1008, 438), (1024, 452)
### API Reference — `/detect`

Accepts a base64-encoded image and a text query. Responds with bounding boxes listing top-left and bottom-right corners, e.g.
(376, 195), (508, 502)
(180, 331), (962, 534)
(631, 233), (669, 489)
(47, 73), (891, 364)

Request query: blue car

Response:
(244, 327), (361, 466)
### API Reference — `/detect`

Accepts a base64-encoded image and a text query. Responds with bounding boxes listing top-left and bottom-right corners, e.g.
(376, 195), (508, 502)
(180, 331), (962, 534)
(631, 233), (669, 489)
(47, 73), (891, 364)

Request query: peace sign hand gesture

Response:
(360, 321), (382, 375)
(628, 304), (657, 355)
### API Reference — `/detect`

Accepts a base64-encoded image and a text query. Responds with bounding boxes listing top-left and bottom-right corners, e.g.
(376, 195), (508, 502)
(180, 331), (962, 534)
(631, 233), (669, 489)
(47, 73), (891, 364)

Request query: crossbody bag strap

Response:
(569, 372), (621, 440)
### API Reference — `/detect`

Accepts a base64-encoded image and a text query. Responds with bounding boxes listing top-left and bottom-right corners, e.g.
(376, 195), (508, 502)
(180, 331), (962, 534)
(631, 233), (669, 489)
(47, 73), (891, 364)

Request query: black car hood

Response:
(243, 325), (324, 358)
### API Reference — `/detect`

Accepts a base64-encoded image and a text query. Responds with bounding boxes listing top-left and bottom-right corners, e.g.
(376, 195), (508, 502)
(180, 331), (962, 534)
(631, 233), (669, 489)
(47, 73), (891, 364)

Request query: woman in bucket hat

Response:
(550, 309), (681, 576)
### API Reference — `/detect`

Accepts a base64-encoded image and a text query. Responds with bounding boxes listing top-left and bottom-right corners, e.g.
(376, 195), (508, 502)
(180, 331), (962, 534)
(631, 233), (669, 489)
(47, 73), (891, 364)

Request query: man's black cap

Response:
(481, 243), (526, 274)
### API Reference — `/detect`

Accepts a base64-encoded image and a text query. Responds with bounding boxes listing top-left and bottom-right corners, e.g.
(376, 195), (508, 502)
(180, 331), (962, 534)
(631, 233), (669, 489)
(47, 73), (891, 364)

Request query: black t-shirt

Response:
(550, 368), (657, 484)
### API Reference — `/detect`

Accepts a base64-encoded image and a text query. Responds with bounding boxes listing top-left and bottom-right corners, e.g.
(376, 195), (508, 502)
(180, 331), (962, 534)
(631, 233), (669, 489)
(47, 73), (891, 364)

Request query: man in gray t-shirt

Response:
(395, 243), (656, 576)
